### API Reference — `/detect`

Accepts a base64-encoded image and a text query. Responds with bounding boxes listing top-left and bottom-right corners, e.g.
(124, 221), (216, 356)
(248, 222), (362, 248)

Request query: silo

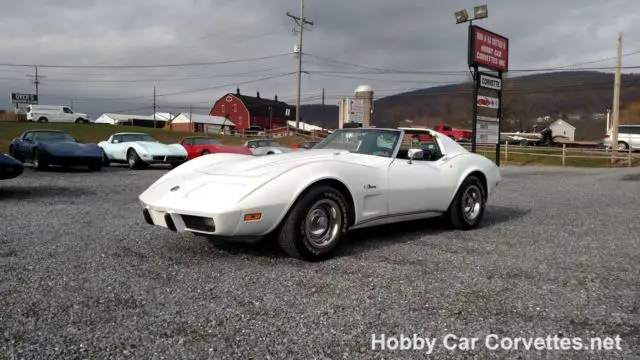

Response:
(354, 85), (373, 127)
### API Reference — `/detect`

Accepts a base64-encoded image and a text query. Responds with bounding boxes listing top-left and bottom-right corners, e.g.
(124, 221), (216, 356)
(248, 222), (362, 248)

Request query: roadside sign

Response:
(10, 93), (38, 104)
(477, 95), (499, 109)
(475, 116), (500, 144)
(479, 73), (502, 91)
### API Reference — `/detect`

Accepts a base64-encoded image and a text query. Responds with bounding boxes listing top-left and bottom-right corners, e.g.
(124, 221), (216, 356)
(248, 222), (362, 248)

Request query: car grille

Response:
(181, 215), (216, 232)
(152, 155), (185, 162)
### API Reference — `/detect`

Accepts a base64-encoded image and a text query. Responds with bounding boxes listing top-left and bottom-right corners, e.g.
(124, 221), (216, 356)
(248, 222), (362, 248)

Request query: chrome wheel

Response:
(304, 199), (342, 248)
(462, 185), (482, 222)
(128, 152), (135, 166)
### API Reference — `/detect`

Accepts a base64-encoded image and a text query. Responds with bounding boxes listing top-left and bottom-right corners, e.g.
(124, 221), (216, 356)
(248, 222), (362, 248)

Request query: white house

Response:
(549, 119), (576, 141)
(169, 113), (235, 134)
(94, 113), (168, 128)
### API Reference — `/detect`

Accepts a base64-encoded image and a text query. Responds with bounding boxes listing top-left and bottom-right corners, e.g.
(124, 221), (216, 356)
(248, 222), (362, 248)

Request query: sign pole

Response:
(495, 71), (503, 166)
(471, 65), (479, 153)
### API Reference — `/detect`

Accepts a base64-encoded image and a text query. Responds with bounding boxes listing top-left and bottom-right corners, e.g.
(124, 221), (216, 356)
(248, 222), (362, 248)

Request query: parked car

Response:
(8, 129), (102, 171)
(431, 124), (472, 142)
(180, 136), (252, 160)
(291, 141), (319, 149)
(0, 153), (24, 180)
(26, 105), (91, 123)
(138, 127), (501, 261)
(98, 132), (188, 169)
(603, 124), (640, 151)
(244, 139), (298, 155)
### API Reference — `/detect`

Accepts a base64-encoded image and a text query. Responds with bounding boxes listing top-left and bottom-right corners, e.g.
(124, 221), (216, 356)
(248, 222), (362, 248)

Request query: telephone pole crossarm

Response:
(287, 0), (314, 130)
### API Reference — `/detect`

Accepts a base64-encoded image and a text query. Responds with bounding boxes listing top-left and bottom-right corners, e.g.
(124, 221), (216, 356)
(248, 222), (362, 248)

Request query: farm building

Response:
(94, 113), (167, 128)
(209, 88), (295, 133)
(170, 113), (236, 134)
(549, 119), (576, 141)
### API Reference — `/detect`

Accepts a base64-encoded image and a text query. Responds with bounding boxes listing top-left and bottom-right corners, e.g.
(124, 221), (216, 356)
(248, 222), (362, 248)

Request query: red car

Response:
(291, 141), (319, 149)
(179, 136), (253, 160)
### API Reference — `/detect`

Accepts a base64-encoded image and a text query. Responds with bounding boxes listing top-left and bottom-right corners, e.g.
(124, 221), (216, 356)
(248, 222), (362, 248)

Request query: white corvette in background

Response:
(139, 127), (501, 261)
(98, 132), (188, 169)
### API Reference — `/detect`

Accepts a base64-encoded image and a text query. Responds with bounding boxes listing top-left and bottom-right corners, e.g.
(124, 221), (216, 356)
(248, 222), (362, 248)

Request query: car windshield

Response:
(313, 128), (401, 158)
(254, 140), (280, 147)
(121, 134), (156, 142)
(33, 131), (76, 142)
(193, 137), (221, 145)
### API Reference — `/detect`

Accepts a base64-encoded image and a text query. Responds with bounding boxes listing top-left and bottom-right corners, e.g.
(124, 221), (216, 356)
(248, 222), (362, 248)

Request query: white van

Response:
(26, 105), (91, 123)
(603, 124), (640, 151)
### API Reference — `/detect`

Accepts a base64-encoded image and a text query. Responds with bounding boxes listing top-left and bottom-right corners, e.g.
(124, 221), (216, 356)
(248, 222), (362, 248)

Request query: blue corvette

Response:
(0, 153), (23, 180)
(9, 129), (103, 171)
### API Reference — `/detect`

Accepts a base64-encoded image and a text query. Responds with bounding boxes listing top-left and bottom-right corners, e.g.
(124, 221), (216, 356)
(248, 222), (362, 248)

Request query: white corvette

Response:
(98, 132), (188, 169)
(139, 127), (501, 261)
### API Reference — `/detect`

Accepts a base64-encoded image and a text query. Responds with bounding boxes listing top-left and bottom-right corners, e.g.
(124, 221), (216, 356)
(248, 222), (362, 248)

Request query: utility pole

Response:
(321, 88), (325, 131)
(611, 31), (622, 164)
(153, 86), (157, 128)
(189, 104), (193, 131)
(26, 66), (46, 100)
(287, 0), (314, 130)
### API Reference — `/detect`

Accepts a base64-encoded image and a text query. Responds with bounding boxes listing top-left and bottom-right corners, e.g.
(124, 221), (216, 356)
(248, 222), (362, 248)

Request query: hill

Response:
(300, 71), (640, 140)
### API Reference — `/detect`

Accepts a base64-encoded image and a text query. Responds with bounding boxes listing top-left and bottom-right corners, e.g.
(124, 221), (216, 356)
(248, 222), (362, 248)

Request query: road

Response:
(0, 165), (638, 359)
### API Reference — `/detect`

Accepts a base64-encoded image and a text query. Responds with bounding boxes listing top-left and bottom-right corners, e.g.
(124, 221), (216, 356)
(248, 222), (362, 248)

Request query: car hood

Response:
(195, 148), (350, 177)
(136, 141), (182, 153)
(39, 141), (99, 153)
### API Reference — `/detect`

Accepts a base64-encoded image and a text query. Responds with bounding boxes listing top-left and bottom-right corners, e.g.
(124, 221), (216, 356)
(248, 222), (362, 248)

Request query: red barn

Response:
(209, 88), (295, 133)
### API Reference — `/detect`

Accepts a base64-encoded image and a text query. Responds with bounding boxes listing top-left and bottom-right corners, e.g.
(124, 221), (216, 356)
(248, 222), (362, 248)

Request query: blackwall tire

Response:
(446, 175), (486, 230)
(277, 185), (349, 261)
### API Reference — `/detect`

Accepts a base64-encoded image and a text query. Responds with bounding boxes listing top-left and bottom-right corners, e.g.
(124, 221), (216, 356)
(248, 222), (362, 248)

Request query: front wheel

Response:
(127, 149), (145, 170)
(445, 176), (486, 230)
(277, 185), (349, 261)
(32, 149), (48, 170)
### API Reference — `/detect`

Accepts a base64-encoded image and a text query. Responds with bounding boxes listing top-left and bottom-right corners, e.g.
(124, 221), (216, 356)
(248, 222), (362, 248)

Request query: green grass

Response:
(0, 122), (309, 152)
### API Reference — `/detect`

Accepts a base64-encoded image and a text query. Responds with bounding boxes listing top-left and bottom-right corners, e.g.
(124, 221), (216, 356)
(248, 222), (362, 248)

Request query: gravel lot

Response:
(0, 164), (638, 359)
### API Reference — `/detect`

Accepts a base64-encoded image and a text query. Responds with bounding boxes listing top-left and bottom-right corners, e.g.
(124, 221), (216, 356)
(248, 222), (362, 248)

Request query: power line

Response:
(67, 72), (296, 102)
(0, 53), (291, 69)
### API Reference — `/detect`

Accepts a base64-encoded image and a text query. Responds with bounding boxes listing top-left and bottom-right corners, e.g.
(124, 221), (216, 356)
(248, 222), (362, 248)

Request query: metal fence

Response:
(463, 142), (638, 167)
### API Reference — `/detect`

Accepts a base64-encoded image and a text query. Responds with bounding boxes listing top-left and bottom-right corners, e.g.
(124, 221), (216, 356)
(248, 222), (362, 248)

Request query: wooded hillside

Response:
(300, 71), (640, 140)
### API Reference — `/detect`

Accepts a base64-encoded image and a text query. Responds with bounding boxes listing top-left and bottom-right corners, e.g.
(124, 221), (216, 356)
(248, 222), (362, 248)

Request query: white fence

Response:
(463, 142), (638, 167)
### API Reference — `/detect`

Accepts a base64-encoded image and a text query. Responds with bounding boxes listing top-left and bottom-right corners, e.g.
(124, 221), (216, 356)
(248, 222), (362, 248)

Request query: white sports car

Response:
(139, 127), (501, 261)
(244, 139), (299, 155)
(98, 132), (188, 169)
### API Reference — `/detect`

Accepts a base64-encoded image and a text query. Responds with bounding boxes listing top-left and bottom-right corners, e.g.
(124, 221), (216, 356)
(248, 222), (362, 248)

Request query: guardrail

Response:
(462, 142), (638, 167)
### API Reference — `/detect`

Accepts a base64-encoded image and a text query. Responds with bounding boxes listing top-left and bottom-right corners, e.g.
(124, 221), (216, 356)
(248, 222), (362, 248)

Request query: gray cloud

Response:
(1, 0), (639, 118)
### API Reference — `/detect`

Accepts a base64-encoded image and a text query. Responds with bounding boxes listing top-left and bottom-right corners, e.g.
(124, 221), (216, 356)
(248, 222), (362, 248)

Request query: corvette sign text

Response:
(371, 334), (623, 354)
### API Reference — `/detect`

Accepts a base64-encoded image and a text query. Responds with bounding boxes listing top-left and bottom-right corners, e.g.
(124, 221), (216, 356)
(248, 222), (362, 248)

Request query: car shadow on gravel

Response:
(0, 185), (95, 199)
(338, 205), (531, 257)
(201, 206), (531, 260)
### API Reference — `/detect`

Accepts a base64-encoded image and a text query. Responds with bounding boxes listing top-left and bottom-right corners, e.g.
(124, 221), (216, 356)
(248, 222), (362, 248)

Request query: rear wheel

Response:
(37, 117), (48, 123)
(445, 175), (486, 230)
(201, 149), (210, 156)
(618, 141), (629, 151)
(277, 185), (349, 261)
(100, 148), (110, 166)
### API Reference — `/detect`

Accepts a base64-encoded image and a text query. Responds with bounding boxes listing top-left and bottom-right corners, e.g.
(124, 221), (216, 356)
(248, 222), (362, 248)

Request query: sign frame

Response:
(10, 93), (38, 105)
(479, 72), (502, 91)
(468, 25), (509, 73)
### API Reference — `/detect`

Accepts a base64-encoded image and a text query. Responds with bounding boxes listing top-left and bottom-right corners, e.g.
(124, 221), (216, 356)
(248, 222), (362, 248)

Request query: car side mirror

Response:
(112, 139), (119, 144)
(249, 144), (256, 148)
(407, 148), (424, 164)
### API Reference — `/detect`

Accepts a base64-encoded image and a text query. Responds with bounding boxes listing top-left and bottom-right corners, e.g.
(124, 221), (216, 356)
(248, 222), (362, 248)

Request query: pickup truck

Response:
(430, 124), (472, 142)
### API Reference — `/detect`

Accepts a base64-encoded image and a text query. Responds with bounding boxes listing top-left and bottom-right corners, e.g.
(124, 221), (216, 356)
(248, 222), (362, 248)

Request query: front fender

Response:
(237, 161), (364, 234)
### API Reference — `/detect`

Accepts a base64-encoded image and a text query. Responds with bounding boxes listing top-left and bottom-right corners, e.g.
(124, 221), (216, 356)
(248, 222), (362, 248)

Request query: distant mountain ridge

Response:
(300, 71), (640, 140)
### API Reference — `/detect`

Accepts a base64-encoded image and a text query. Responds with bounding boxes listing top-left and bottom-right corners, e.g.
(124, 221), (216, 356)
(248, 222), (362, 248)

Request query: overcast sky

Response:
(1, 0), (639, 118)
